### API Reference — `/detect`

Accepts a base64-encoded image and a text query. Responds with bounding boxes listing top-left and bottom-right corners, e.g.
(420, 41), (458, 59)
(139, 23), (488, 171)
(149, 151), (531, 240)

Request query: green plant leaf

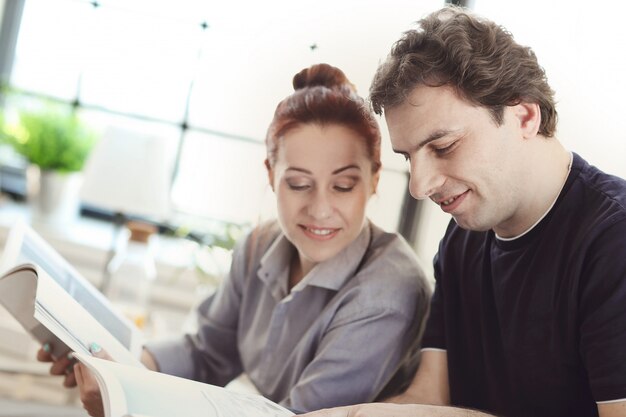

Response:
(3, 104), (99, 172)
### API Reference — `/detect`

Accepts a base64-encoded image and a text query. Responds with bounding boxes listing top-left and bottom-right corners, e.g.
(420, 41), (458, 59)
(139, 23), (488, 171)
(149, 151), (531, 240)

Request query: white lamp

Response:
(80, 126), (172, 221)
(80, 126), (173, 291)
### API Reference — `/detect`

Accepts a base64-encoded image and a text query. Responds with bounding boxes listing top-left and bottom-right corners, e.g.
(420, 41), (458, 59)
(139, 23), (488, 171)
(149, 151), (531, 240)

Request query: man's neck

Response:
(495, 141), (571, 239)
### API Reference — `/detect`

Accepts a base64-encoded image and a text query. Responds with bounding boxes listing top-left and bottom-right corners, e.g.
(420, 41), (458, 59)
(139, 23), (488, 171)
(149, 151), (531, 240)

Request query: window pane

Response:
(79, 6), (199, 122)
(97, 0), (209, 22)
(171, 131), (271, 225)
(8, 0), (445, 231)
(187, 0), (443, 156)
(10, 0), (94, 100)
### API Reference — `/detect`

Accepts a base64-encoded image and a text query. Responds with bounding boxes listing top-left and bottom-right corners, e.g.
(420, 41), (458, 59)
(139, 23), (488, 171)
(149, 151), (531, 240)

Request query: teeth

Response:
(308, 228), (333, 236)
(442, 196), (457, 206)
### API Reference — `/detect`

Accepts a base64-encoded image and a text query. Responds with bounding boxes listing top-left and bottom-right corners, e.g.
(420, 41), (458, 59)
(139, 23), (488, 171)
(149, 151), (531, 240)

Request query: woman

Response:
(41, 63), (431, 414)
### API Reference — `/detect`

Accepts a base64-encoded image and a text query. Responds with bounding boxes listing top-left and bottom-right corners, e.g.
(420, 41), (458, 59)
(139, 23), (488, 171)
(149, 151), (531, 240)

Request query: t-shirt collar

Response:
(493, 152), (582, 250)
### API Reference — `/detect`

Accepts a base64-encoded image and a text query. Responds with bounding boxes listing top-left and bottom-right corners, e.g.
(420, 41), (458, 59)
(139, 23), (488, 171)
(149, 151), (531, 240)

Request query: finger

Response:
(49, 351), (75, 376)
(63, 363), (78, 388)
(37, 344), (54, 362)
(76, 362), (103, 396)
(75, 362), (85, 387)
(76, 363), (105, 417)
(75, 363), (94, 402)
(75, 364), (90, 407)
(89, 343), (113, 361)
(61, 352), (78, 387)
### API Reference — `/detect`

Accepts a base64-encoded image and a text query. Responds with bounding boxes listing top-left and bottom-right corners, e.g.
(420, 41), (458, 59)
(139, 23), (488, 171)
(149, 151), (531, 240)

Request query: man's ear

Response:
(513, 101), (541, 139)
(265, 159), (275, 191)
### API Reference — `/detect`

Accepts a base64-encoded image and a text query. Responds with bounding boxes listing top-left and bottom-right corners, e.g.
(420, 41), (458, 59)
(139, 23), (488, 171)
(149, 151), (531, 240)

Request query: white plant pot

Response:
(33, 169), (83, 226)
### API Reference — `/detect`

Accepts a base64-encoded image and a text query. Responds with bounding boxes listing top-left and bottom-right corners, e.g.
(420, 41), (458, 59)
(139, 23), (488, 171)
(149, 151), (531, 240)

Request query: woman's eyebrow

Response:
(332, 164), (360, 175)
(285, 167), (312, 174)
(284, 164), (361, 175)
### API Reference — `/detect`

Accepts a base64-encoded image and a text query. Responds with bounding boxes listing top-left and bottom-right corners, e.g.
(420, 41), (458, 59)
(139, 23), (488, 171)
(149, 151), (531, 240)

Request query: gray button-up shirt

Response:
(147, 220), (430, 412)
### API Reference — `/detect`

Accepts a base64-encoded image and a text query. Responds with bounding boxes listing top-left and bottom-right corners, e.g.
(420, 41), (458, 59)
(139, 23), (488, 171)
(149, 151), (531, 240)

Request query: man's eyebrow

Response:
(393, 129), (456, 154)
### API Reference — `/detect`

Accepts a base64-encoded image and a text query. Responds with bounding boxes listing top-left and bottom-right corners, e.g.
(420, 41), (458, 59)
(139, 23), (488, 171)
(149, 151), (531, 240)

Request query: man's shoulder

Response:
(571, 153), (626, 216)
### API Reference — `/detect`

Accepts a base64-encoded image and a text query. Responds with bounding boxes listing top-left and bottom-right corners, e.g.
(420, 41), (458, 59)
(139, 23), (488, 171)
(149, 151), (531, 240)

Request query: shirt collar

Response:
(257, 233), (294, 300)
(257, 221), (372, 298)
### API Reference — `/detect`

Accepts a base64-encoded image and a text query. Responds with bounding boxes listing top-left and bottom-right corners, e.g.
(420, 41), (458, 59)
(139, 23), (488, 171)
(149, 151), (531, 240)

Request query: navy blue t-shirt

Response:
(422, 153), (626, 417)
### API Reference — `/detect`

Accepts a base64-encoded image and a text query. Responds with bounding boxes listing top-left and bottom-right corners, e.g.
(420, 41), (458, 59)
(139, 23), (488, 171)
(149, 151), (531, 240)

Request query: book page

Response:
(74, 353), (294, 417)
(0, 220), (143, 356)
(0, 265), (71, 360)
(0, 265), (42, 332)
(33, 265), (144, 368)
(0, 304), (38, 358)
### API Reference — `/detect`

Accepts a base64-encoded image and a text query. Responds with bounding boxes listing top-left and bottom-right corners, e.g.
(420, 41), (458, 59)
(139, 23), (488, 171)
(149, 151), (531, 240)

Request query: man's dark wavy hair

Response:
(370, 6), (557, 137)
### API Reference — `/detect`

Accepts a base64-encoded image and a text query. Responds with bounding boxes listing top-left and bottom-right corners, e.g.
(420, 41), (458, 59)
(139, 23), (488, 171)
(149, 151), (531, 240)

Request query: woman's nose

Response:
(307, 190), (333, 219)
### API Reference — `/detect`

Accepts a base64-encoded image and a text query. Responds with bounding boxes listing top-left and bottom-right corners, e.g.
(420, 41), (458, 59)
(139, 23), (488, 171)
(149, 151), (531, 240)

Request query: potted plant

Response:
(0, 103), (98, 225)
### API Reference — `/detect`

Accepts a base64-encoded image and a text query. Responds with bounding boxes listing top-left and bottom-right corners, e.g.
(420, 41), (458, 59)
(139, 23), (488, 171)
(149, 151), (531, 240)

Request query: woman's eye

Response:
(334, 178), (358, 192)
(334, 185), (354, 193)
(287, 183), (310, 191)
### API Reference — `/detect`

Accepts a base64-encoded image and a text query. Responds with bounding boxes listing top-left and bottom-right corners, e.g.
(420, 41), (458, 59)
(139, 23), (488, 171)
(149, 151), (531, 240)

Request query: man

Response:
(303, 6), (626, 417)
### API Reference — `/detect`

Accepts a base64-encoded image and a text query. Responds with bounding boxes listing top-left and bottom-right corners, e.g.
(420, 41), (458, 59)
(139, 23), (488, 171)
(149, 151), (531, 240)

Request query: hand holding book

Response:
(70, 349), (294, 417)
(0, 221), (144, 365)
(36, 342), (79, 388)
(74, 343), (112, 417)
(0, 223), (293, 417)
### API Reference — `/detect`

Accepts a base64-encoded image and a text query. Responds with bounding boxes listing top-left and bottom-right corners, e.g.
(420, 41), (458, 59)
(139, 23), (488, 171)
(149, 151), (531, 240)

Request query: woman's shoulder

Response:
(238, 219), (283, 257)
(252, 219), (283, 241)
(239, 220), (282, 247)
(229, 220), (283, 275)
(332, 223), (431, 320)
(367, 222), (424, 270)
(352, 222), (430, 295)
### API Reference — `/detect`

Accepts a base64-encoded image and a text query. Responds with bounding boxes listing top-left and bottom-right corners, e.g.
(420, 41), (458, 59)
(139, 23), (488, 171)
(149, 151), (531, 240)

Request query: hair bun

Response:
(292, 63), (356, 93)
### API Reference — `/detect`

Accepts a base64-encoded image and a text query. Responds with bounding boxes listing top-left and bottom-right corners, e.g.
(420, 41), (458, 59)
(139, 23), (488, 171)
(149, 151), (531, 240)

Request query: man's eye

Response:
(434, 141), (457, 155)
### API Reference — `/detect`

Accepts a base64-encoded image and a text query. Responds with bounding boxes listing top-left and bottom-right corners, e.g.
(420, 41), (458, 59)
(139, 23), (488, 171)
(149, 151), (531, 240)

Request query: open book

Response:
(0, 220), (143, 366)
(73, 352), (294, 417)
(0, 263), (143, 367)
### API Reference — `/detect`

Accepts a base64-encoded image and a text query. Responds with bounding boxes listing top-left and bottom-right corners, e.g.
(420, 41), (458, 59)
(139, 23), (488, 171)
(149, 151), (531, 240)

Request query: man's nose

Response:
(408, 155), (445, 200)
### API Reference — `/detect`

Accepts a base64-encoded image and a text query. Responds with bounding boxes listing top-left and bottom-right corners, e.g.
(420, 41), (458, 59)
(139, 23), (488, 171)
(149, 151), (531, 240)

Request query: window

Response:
(2, 0), (444, 232)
